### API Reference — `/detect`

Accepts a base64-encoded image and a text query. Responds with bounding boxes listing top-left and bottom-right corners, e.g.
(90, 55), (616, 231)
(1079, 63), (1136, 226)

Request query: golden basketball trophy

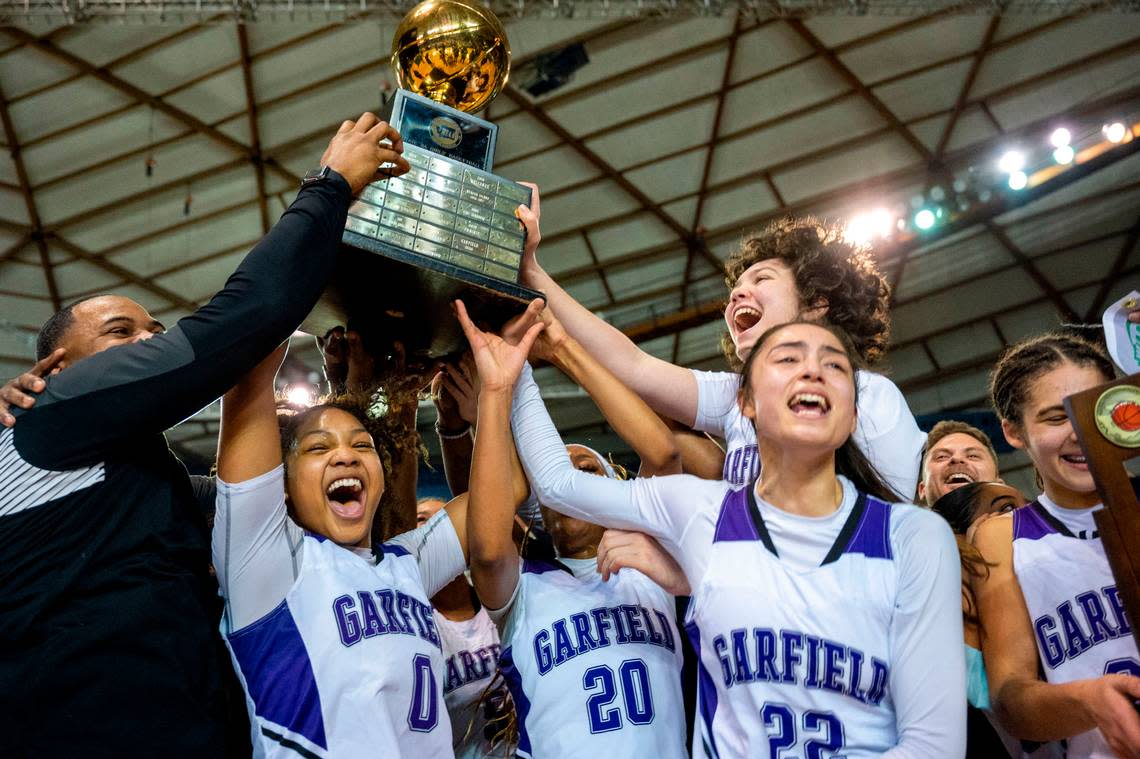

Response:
(302, 0), (541, 358)
(1066, 374), (1140, 651)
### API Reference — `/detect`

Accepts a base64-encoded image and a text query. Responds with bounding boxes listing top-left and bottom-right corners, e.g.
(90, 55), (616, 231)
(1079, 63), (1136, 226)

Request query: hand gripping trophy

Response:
(302, 0), (542, 358)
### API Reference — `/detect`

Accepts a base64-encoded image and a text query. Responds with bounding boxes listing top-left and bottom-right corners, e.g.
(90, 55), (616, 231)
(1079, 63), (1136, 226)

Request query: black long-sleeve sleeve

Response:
(13, 174), (351, 470)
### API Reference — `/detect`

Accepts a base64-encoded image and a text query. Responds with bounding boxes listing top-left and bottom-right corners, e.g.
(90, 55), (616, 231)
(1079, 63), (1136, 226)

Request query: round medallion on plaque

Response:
(429, 116), (463, 148)
(1095, 385), (1140, 448)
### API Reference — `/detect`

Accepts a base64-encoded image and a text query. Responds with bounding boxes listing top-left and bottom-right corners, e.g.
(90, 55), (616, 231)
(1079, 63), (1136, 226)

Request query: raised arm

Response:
(13, 115), (410, 469)
(972, 515), (1140, 752)
(212, 344), (302, 631)
(517, 184), (699, 426)
(217, 345), (286, 483)
(430, 353), (479, 495)
(457, 298), (545, 610)
(531, 310), (680, 477)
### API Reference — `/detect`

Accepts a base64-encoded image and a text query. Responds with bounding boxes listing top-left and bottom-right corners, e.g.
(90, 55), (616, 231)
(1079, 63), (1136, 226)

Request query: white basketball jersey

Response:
(437, 606), (506, 759)
(1013, 501), (1139, 759)
(225, 534), (454, 758)
(687, 486), (901, 758)
(498, 558), (687, 758)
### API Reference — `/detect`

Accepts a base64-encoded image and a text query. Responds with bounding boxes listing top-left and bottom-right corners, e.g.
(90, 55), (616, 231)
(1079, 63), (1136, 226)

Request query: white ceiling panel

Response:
(802, 16), (914, 48)
(841, 15), (991, 85)
(731, 22), (813, 84)
(587, 100), (717, 172)
(699, 174), (779, 232)
(540, 180), (639, 237)
(0, 47), (75, 99)
(546, 50), (728, 135)
(892, 265), (1041, 344)
(775, 132), (916, 203)
(871, 57), (973, 124)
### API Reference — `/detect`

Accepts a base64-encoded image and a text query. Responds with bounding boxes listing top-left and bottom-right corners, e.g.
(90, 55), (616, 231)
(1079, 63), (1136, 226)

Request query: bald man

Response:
(0, 114), (409, 757)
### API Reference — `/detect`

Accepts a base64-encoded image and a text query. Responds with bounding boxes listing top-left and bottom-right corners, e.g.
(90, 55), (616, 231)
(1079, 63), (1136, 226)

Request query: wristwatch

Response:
(300, 165), (331, 189)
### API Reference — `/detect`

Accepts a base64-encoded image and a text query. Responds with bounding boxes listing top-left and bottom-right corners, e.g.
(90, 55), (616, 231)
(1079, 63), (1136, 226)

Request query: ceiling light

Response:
(1104, 122), (1127, 144)
(998, 150), (1025, 173)
(914, 208), (937, 230)
(1008, 171), (1028, 190)
(1052, 145), (1074, 165)
(1049, 128), (1071, 148)
(286, 385), (315, 407)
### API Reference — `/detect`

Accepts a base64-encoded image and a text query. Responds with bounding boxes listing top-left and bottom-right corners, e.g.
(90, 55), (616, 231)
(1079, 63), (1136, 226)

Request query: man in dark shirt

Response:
(0, 113), (408, 758)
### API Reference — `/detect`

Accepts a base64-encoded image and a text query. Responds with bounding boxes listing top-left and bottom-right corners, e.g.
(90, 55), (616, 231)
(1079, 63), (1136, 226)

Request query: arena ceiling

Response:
(1, 4), (1138, 496)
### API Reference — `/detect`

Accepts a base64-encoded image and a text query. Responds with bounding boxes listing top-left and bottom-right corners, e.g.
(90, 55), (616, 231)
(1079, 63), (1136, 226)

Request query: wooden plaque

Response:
(1065, 373), (1140, 651)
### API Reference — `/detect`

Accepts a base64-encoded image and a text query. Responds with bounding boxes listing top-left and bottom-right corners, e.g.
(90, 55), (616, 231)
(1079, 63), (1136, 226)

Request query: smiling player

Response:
(211, 344), (490, 757)
(973, 332), (1140, 758)
(517, 201), (925, 500)
(465, 309), (964, 756)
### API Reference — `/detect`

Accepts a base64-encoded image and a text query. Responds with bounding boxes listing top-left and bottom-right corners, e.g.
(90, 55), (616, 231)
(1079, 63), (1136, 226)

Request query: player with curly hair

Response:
(518, 189), (924, 498)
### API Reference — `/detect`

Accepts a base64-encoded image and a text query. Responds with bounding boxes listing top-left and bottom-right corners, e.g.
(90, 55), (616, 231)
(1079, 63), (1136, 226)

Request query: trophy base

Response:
(300, 229), (543, 360)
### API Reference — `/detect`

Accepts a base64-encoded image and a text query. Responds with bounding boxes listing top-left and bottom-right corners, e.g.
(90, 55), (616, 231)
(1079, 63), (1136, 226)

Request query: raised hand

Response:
(529, 306), (570, 365)
(516, 181), (542, 277)
(319, 113), (411, 195)
(597, 528), (690, 596)
(454, 298), (545, 394)
(0, 348), (65, 428)
(433, 352), (479, 427)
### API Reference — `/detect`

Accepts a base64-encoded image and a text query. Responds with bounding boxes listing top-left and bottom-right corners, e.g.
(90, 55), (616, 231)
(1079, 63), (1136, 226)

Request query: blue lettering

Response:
(731, 628), (754, 683)
(571, 612), (600, 654)
(1105, 586), (1131, 634)
(1035, 615), (1064, 668)
(624, 605), (648, 643)
(377, 590), (402, 634)
(805, 635), (822, 688)
(754, 628), (779, 682)
(867, 657), (889, 706)
(645, 608), (665, 647)
(1057, 601), (1092, 658)
(553, 619), (576, 666)
(535, 630), (553, 675)
(847, 647), (867, 702)
(333, 594), (361, 646)
(780, 630), (803, 685)
(612, 607), (631, 644)
(591, 607), (614, 648)
(445, 656), (462, 691)
(821, 640), (844, 694)
(395, 592), (415, 634)
(1077, 591), (1116, 645)
(357, 591), (385, 638)
(714, 635), (732, 686)
(461, 650), (481, 682)
(654, 610), (676, 651)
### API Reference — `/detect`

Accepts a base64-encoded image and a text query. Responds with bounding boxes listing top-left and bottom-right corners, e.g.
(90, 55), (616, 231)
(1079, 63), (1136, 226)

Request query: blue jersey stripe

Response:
(228, 599), (328, 751)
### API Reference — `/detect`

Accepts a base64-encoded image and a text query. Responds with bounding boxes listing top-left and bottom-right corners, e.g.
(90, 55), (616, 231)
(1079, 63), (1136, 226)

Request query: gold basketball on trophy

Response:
(391, 0), (511, 114)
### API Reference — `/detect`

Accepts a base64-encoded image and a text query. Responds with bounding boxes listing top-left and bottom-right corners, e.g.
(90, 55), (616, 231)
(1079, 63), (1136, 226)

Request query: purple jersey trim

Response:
(841, 497), (894, 561)
(521, 558), (568, 575)
(1012, 502), (1057, 542)
(379, 542), (411, 558)
(712, 487), (759, 543)
(684, 617), (720, 758)
(228, 599), (327, 750)
(498, 645), (533, 755)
